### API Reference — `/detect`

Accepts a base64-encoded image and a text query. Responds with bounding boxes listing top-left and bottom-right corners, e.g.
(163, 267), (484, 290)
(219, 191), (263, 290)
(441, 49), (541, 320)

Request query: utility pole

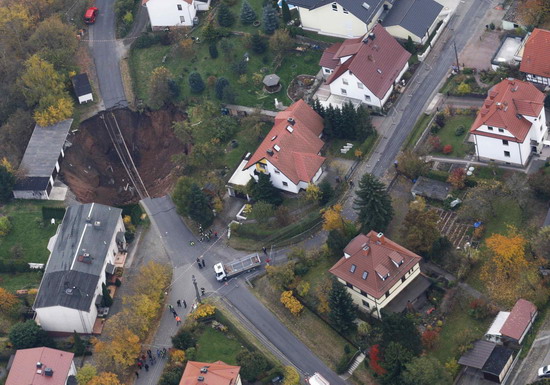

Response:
(453, 40), (459, 72)
(192, 275), (202, 304)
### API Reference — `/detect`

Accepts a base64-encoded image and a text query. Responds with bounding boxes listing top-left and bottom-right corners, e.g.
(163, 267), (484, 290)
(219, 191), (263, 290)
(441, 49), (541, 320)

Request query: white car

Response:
(538, 365), (550, 378)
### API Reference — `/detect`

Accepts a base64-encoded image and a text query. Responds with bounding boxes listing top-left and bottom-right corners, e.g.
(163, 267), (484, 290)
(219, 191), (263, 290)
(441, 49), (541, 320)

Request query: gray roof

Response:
(34, 203), (122, 311)
(18, 119), (73, 178)
(382, 0), (443, 39)
(459, 341), (496, 369)
(71, 73), (92, 97)
(263, 74), (280, 86)
(411, 176), (451, 201)
(287, 0), (389, 24)
(482, 346), (514, 376)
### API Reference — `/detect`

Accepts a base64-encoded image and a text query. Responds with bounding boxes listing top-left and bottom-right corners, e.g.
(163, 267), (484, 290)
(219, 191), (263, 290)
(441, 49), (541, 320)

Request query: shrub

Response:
(0, 216), (12, 237)
(442, 144), (453, 154)
(435, 113), (446, 128)
(215, 77), (229, 99)
(190, 303), (216, 320)
(455, 125), (466, 136)
(251, 33), (267, 54)
(280, 290), (303, 315)
(231, 59), (248, 75)
(188, 72), (205, 93)
(456, 82), (471, 95)
(421, 330), (439, 350)
(209, 43), (218, 59)
(172, 330), (197, 350)
(429, 136), (442, 152)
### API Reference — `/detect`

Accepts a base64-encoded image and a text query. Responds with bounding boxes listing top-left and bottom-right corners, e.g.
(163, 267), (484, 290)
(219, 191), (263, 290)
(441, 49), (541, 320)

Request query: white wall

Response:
(246, 160), (323, 194)
(146, 0), (196, 28)
(298, 4), (368, 38)
(78, 93), (93, 104)
(36, 305), (97, 334)
(526, 73), (550, 86)
(384, 25), (423, 43)
(473, 133), (531, 165)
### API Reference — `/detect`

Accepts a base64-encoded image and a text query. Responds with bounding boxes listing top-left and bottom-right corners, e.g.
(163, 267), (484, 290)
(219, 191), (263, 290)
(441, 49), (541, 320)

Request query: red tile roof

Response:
(470, 78), (545, 143)
(500, 299), (537, 341)
(329, 231), (422, 299)
(179, 361), (240, 385)
(319, 43), (341, 69)
(323, 24), (411, 99)
(520, 28), (550, 78)
(244, 100), (325, 185)
(6, 347), (74, 385)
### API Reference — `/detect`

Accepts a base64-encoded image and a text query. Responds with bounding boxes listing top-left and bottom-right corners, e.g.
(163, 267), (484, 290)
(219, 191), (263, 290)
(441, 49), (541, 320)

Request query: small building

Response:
(484, 311), (511, 344)
(502, 0), (527, 31)
(411, 176), (451, 201)
(499, 299), (537, 345)
(179, 360), (242, 385)
(459, 341), (515, 384)
(381, 0), (443, 44)
(33, 203), (125, 334)
(519, 28), (550, 86)
(263, 74), (281, 93)
(329, 231), (431, 319)
(13, 119), (73, 200)
(142, 0), (210, 30)
(491, 35), (524, 71)
(71, 73), (93, 104)
(5, 347), (76, 385)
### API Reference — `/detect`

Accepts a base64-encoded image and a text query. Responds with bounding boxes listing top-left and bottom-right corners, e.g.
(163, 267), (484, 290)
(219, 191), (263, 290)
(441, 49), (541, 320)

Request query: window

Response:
(385, 291), (390, 298)
(498, 128), (504, 133)
(324, 68), (331, 74)
(342, 79), (349, 85)
(350, 264), (356, 273)
(362, 300), (370, 308)
(364, 95), (371, 102)
(274, 169), (280, 174)
(343, 7), (349, 13)
(360, 290), (367, 296)
(357, 82), (364, 89)
(341, 89), (347, 95)
(401, 276), (406, 283)
(282, 181), (288, 186)
(504, 151), (510, 157)
(488, 126), (494, 131)
(346, 282), (353, 289)
(177, 4), (182, 10)
(502, 140), (508, 146)
(180, 16), (185, 22)
(362, 271), (368, 280)
(332, 2), (338, 11)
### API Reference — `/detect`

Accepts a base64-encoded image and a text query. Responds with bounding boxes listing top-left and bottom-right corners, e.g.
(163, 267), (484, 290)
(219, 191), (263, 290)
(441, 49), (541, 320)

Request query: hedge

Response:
(42, 207), (66, 221)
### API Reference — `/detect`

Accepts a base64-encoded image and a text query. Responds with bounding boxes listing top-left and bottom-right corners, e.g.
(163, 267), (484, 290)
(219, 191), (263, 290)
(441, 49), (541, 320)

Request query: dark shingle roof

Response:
(288, 0), (387, 24)
(411, 176), (451, 201)
(482, 346), (514, 376)
(71, 73), (92, 97)
(34, 203), (122, 311)
(458, 340), (496, 369)
(13, 176), (50, 192)
(382, 0), (443, 39)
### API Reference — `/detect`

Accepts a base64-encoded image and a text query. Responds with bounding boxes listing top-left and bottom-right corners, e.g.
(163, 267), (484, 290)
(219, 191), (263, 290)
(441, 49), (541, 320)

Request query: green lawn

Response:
(404, 113), (432, 150)
(0, 271), (43, 292)
(326, 139), (362, 160)
(301, 255), (335, 291)
(432, 115), (475, 158)
(195, 326), (243, 364)
(483, 197), (522, 237)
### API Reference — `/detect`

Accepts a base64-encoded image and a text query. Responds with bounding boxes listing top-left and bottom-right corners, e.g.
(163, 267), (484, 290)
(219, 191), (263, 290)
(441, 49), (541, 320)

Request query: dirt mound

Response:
(61, 107), (186, 205)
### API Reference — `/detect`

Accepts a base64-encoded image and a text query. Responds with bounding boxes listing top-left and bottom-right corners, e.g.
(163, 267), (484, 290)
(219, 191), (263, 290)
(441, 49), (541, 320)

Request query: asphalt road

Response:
(88, 0), (128, 110)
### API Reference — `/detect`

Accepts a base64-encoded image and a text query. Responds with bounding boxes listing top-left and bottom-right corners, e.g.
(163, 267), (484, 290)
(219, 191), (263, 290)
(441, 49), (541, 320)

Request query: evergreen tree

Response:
(381, 342), (414, 385)
(381, 313), (422, 356)
(251, 173), (283, 205)
(240, 0), (257, 25)
(9, 321), (53, 349)
(251, 33), (267, 54)
(222, 86), (237, 103)
(188, 183), (214, 227)
(328, 278), (358, 334)
(101, 283), (113, 307)
(323, 104), (335, 138)
(262, 5), (279, 34)
(215, 77), (230, 99)
(202, 21), (220, 42)
(209, 43), (219, 58)
(217, 3), (235, 27)
(353, 173), (394, 233)
(355, 105), (374, 141)
(319, 180), (334, 206)
(0, 165), (15, 203)
(404, 36), (417, 54)
(168, 79), (180, 99)
(311, 98), (325, 118)
(188, 72), (205, 93)
(231, 59), (248, 75)
(73, 331), (87, 356)
(281, 0), (291, 23)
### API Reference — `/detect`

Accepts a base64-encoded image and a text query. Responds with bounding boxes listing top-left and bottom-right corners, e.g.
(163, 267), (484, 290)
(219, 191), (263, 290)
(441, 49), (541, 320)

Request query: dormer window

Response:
(350, 264), (356, 273)
(389, 251), (404, 267)
(488, 126), (494, 131)
(332, 2), (338, 11)
(362, 271), (368, 280)
(498, 128), (504, 133)
(375, 265), (390, 280)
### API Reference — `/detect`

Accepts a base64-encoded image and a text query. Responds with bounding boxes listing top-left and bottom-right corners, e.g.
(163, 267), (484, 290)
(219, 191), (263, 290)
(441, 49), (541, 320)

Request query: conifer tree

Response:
(215, 77), (229, 99)
(262, 5), (279, 34)
(240, 0), (257, 25)
(188, 72), (205, 93)
(328, 278), (357, 334)
(354, 173), (394, 233)
(209, 43), (219, 58)
(281, 0), (291, 23)
(217, 3), (235, 27)
(251, 173), (282, 206)
(188, 183), (214, 227)
(251, 33), (267, 54)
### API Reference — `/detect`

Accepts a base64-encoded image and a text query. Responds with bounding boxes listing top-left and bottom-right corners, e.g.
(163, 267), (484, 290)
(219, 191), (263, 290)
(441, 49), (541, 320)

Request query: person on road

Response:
(135, 372), (139, 378)
(201, 287), (205, 296)
(144, 364), (149, 372)
(183, 300), (187, 308)
(168, 304), (173, 311)
(176, 316), (181, 325)
(262, 247), (267, 255)
(201, 259), (206, 268)
(177, 299), (181, 307)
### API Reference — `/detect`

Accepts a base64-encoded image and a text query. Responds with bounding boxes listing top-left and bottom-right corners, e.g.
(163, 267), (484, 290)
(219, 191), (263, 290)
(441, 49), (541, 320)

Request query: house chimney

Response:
(198, 376), (205, 382)
(266, 148), (274, 156)
(36, 362), (43, 369)
(200, 367), (208, 373)
(287, 117), (295, 125)
(376, 232), (385, 243)
(44, 368), (54, 377)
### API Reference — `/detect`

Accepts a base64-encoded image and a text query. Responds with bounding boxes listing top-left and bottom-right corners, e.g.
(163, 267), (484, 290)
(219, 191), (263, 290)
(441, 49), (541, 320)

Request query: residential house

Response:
(519, 28), (550, 86)
(318, 24), (410, 109)
(484, 299), (537, 345)
(459, 341), (515, 384)
(179, 361), (241, 385)
(33, 203), (126, 334)
(143, 0), (210, 30)
(382, 0), (443, 44)
(241, 100), (325, 194)
(13, 119), (73, 200)
(329, 231), (431, 319)
(6, 347), (76, 385)
(71, 73), (93, 104)
(470, 78), (547, 166)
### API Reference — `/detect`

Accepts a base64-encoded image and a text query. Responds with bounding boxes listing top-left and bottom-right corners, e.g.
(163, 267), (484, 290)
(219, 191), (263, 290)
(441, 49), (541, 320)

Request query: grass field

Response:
(0, 271), (43, 292)
(432, 115), (475, 158)
(195, 326), (243, 364)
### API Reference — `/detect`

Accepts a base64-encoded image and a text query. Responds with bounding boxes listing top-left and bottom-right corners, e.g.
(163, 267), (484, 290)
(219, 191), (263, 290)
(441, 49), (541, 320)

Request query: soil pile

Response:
(61, 107), (186, 205)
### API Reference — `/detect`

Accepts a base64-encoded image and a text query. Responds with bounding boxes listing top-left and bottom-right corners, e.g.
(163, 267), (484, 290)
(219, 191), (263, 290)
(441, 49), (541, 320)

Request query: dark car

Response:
(84, 7), (98, 24)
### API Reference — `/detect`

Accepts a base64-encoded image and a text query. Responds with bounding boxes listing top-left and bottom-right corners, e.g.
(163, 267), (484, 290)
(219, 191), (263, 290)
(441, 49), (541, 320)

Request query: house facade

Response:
(470, 78), (547, 166)
(34, 203), (125, 334)
(243, 100), (326, 194)
(143, 0), (210, 30)
(519, 28), (550, 86)
(319, 24), (410, 109)
(179, 361), (241, 385)
(6, 347), (76, 385)
(382, 0), (443, 44)
(329, 231), (430, 319)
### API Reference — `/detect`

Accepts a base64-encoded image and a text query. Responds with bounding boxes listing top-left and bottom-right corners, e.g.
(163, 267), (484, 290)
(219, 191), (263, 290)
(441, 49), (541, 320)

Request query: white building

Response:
(330, 231), (431, 319)
(33, 203), (125, 335)
(318, 24), (410, 109)
(519, 28), (550, 87)
(143, 0), (210, 30)
(240, 100), (325, 194)
(6, 347), (76, 385)
(470, 78), (547, 167)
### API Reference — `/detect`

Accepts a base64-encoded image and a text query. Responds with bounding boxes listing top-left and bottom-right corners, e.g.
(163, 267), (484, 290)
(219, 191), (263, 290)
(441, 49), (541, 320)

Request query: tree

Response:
(73, 330), (87, 356)
(381, 313), (422, 356)
(249, 173), (283, 205)
(249, 201), (275, 224)
(27, 16), (77, 71)
(282, 366), (300, 385)
(148, 66), (173, 109)
(281, 0), (291, 23)
(173, 176), (194, 216)
(266, 262), (296, 289)
(402, 356), (452, 385)
(381, 342), (414, 385)
(188, 183), (214, 227)
(0, 287), (19, 315)
(76, 364), (97, 385)
(447, 167), (466, 189)
(532, 226), (550, 261)
(319, 180), (334, 205)
(215, 77), (230, 99)
(305, 183), (321, 202)
(269, 28), (293, 55)
(19, 54), (66, 108)
(172, 329), (197, 350)
(188, 72), (205, 93)
(9, 321), (52, 349)
(93, 328), (141, 375)
(101, 283), (113, 307)
(87, 372), (122, 385)
(209, 43), (219, 58)
(217, 3), (235, 27)
(159, 366), (184, 385)
(328, 278), (358, 334)
(354, 174), (394, 233)
(456, 82), (471, 95)
(240, 0), (257, 24)
(236, 350), (268, 381)
(401, 199), (440, 255)
(280, 290), (304, 315)
(458, 181), (504, 223)
(251, 33), (267, 54)
(529, 168), (550, 198)
(0, 216), (12, 236)
(397, 150), (430, 180)
(231, 59), (248, 75)
(404, 36), (416, 54)
(262, 5), (279, 34)
(322, 204), (346, 232)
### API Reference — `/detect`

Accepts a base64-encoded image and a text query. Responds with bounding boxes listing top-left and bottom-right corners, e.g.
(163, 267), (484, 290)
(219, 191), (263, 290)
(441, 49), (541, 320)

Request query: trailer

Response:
(306, 373), (330, 385)
(214, 253), (261, 281)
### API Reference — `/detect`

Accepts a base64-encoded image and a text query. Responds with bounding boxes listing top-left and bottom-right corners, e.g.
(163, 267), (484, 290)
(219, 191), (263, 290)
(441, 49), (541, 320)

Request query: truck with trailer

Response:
(214, 253), (261, 281)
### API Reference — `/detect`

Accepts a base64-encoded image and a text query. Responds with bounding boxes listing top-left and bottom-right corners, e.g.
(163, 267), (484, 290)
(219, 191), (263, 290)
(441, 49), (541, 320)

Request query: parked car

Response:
(84, 7), (98, 24)
(538, 365), (550, 378)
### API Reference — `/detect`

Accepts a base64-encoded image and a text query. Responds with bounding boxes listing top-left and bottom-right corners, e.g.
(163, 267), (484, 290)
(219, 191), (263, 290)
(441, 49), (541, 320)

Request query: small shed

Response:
(71, 73), (93, 104)
(263, 74), (281, 93)
(411, 176), (451, 201)
(481, 346), (515, 383)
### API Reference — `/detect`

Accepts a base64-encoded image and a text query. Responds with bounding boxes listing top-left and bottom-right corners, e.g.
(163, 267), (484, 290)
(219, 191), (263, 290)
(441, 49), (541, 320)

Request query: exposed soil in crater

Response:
(60, 107), (186, 205)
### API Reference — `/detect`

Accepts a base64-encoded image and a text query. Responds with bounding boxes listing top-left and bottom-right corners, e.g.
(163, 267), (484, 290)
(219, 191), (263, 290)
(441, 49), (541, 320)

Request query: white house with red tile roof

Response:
(142, 0), (210, 30)
(6, 347), (76, 385)
(317, 24), (410, 109)
(329, 231), (431, 319)
(243, 100), (325, 194)
(519, 28), (550, 86)
(179, 361), (241, 385)
(470, 78), (547, 166)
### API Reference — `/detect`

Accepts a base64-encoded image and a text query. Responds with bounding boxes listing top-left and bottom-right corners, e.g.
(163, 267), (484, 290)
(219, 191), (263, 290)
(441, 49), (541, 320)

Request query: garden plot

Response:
(432, 208), (470, 249)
